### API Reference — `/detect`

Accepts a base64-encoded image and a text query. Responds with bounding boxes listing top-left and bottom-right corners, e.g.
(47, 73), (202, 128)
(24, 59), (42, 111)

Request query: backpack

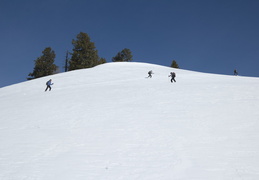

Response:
(46, 80), (50, 85)
(171, 72), (176, 77)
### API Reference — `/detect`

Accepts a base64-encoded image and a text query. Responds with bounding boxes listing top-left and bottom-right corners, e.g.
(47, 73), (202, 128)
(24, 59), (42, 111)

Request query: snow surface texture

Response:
(1, 62), (259, 180)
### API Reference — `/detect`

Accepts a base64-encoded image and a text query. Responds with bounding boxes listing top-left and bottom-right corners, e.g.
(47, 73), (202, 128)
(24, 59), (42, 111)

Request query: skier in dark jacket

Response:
(147, 70), (153, 78)
(45, 79), (53, 91)
(234, 69), (238, 76)
(169, 72), (176, 83)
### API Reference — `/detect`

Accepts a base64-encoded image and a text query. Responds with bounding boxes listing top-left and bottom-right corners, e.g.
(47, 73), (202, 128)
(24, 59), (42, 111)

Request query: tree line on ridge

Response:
(27, 32), (179, 80)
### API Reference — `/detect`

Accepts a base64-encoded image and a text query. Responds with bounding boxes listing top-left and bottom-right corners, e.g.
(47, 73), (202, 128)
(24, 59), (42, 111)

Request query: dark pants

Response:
(171, 77), (176, 82)
(45, 85), (51, 91)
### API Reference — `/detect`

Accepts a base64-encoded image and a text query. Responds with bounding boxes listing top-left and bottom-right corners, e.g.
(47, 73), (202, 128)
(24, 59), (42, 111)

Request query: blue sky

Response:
(1, 0), (259, 88)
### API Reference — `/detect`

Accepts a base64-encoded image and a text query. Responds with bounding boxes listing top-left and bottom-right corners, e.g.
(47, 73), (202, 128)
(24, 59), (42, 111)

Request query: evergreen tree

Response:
(98, 57), (107, 65)
(170, 60), (179, 68)
(68, 32), (101, 71)
(27, 47), (58, 80)
(112, 48), (133, 62)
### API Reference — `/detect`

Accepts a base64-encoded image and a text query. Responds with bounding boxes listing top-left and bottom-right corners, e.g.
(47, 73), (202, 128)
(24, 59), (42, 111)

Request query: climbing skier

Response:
(147, 70), (153, 78)
(168, 72), (176, 83)
(45, 79), (53, 91)
(234, 69), (238, 76)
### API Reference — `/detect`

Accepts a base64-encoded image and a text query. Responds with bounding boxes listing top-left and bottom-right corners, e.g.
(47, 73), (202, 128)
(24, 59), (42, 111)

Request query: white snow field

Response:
(1, 62), (259, 180)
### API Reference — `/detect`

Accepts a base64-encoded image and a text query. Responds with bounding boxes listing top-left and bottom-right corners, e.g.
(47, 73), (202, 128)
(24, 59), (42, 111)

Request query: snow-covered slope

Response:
(1, 62), (259, 180)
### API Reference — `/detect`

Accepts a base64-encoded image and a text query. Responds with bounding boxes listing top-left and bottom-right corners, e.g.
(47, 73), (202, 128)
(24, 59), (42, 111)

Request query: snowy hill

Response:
(1, 62), (259, 180)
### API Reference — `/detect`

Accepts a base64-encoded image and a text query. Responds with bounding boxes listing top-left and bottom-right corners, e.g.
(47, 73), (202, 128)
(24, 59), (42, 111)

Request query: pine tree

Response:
(98, 57), (107, 65)
(27, 47), (58, 80)
(112, 48), (133, 62)
(170, 60), (179, 68)
(68, 32), (101, 71)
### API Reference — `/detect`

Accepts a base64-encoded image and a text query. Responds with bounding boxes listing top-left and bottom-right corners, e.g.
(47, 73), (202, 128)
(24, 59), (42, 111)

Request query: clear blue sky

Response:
(1, 0), (259, 88)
